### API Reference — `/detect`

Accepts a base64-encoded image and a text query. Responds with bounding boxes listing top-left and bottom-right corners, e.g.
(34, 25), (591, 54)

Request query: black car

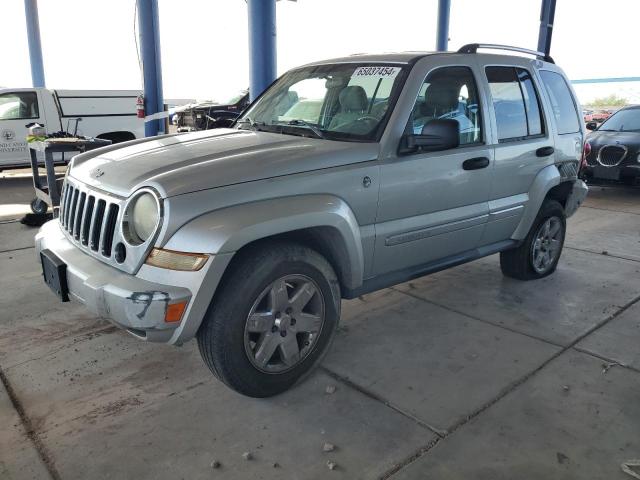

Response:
(174, 90), (249, 131)
(582, 105), (640, 185)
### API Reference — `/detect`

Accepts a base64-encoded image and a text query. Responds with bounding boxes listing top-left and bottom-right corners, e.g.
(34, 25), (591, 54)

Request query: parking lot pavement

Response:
(390, 350), (640, 480)
(584, 185), (640, 215)
(0, 222), (36, 253)
(37, 368), (434, 479)
(0, 382), (49, 480)
(394, 248), (640, 346)
(577, 301), (640, 370)
(0, 180), (639, 480)
(567, 203), (640, 262)
(326, 289), (559, 432)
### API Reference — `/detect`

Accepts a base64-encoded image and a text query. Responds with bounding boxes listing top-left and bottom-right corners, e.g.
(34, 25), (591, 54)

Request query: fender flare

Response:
(511, 164), (561, 240)
(164, 194), (365, 290)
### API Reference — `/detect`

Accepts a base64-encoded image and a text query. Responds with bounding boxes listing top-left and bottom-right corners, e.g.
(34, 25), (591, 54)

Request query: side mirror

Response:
(401, 119), (460, 154)
(585, 121), (598, 131)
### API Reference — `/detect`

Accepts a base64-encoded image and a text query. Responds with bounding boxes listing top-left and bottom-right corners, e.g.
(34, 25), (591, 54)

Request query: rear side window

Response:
(486, 66), (544, 142)
(539, 70), (580, 134)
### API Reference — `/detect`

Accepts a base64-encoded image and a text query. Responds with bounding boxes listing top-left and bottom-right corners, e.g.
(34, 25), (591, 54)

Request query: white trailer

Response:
(0, 88), (145, 169)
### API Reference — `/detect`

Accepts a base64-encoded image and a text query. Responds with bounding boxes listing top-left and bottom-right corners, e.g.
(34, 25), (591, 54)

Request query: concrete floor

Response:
(0, 172), (639, 480)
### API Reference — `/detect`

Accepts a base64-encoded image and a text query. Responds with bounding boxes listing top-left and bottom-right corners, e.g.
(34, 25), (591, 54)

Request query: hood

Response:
(587, 130), (640, 148)
(70, 129), (379, 198)
(178, 101), (221, 111)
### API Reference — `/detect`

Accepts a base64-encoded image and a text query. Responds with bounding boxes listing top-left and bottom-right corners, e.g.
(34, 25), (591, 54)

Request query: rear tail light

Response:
(580, 141), (592, 172)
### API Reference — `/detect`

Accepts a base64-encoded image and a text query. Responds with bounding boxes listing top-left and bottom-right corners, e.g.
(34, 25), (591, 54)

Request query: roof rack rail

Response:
(457, 43), (554, 64)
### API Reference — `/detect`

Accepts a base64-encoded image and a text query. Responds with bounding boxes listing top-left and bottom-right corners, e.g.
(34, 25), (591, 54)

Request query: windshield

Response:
(598, 108), (640, 132)
(237, 63), (406, 142)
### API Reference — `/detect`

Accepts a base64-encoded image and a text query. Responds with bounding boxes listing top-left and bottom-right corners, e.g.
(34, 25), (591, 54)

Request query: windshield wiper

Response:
(285, 119), (325, 139)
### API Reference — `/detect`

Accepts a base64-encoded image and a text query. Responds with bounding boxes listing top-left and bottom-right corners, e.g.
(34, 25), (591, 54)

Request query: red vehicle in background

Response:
(584, 109), (613, 123)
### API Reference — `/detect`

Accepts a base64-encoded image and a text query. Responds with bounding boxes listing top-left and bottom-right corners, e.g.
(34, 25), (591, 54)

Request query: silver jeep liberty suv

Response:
(36, 44), (588, 397)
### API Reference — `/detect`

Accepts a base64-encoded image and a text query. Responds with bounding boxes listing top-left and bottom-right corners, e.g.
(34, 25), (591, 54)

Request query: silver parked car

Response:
(36, 44), (588, 397)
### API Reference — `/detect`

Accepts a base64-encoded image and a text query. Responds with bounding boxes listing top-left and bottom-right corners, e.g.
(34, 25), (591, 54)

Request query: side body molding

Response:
(164, 194), (365, 290)
(511, 164), (561, 240)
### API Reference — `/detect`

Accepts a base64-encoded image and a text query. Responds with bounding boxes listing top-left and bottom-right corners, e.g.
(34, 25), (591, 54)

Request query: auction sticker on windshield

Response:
(352, 66), (400, 78)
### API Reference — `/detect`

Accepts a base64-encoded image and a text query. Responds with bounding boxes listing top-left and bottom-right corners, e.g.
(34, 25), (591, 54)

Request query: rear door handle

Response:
(462, 157), (490, 170)
(536, 146), (555, 157)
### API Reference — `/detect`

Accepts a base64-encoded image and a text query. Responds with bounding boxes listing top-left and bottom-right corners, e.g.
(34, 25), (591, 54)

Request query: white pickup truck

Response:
(0, 88), (145, 170)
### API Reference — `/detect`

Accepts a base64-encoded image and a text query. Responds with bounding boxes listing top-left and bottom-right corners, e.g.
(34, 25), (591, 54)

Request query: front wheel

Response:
(500, 200), (566, 280)
(197, 241), (341, 397)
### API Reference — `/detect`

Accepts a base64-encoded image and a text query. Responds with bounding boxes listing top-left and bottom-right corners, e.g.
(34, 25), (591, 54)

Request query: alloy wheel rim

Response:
(531, 216), (563, 274)
(244, 274), (325, 374)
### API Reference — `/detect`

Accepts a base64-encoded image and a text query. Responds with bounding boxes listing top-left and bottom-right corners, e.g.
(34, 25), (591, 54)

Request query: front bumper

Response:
(582, 164), (640, 182)
(35, 220), (206, 343)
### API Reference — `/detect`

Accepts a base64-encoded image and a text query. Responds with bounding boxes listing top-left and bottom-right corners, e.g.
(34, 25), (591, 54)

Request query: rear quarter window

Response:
(539, 70), (580, 135)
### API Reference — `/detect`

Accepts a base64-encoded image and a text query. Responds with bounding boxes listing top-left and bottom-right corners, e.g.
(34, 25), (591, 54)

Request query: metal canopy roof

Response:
(22, 0), (560, 137)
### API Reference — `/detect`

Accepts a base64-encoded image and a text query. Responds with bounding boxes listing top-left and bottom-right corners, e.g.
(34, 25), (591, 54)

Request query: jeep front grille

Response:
(598, 145), (627, 167)
(59, 181), (121, 259)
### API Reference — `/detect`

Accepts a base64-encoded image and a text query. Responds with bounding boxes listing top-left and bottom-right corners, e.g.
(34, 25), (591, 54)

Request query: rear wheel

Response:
(197, 241), (341, 397)
(500, 200), (566, 280)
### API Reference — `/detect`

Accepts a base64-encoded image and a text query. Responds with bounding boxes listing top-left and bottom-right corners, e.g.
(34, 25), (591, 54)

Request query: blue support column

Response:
(24, 0), (45, 87)
(436, 0), (451, 52)
(537, 0), (557, 56)
(137, 0), (165, 137)
(247, 0), (277, 101)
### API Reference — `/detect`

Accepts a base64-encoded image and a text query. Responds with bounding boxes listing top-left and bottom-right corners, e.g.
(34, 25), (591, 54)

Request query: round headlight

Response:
(127, 192), (159, 244)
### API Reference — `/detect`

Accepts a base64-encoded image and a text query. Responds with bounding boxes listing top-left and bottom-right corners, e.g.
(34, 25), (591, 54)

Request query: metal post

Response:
(247, 0), (277, 101)
(537, 0), (557, 56)
(24, 0), (45, 87)
(137, 0), (165, 137)
(436, 0), (451, 52)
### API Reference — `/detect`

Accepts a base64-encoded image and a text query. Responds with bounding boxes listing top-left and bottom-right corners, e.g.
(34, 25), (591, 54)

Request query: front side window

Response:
(237, 63), (406, 142)
(539, 70), (580, 135)
(486, 66), (545, 142)
(408, 66), (483, 146)
(0, 92), (39, 120)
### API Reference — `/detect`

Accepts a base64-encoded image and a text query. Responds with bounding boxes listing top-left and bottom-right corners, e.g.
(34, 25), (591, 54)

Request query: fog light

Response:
(165, 300), (188, 323)
(114, 242), (126, 263)
(145, 248), (208, 271)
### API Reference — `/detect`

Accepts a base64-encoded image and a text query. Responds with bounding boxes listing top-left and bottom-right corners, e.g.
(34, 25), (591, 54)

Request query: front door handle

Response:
(462, 157), (490, 170)
(536, 146), (555, 157)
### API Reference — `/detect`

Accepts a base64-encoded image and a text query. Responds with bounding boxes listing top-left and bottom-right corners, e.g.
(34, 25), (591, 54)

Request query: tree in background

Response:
(589, 94), (628, 107)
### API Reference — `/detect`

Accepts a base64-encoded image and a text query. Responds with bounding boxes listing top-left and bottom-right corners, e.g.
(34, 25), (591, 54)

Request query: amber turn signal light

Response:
(145, 248), (209, 271)
(165, 301), (188, 323)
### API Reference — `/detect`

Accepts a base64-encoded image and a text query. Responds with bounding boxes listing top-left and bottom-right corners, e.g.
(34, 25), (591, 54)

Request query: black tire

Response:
(30, 198), (48, 215)
(197, 241), (341, 397)
(500, 199), (566, 280)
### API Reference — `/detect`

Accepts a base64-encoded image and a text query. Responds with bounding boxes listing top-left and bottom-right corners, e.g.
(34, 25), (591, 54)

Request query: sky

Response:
(1, 0), (639, 105)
